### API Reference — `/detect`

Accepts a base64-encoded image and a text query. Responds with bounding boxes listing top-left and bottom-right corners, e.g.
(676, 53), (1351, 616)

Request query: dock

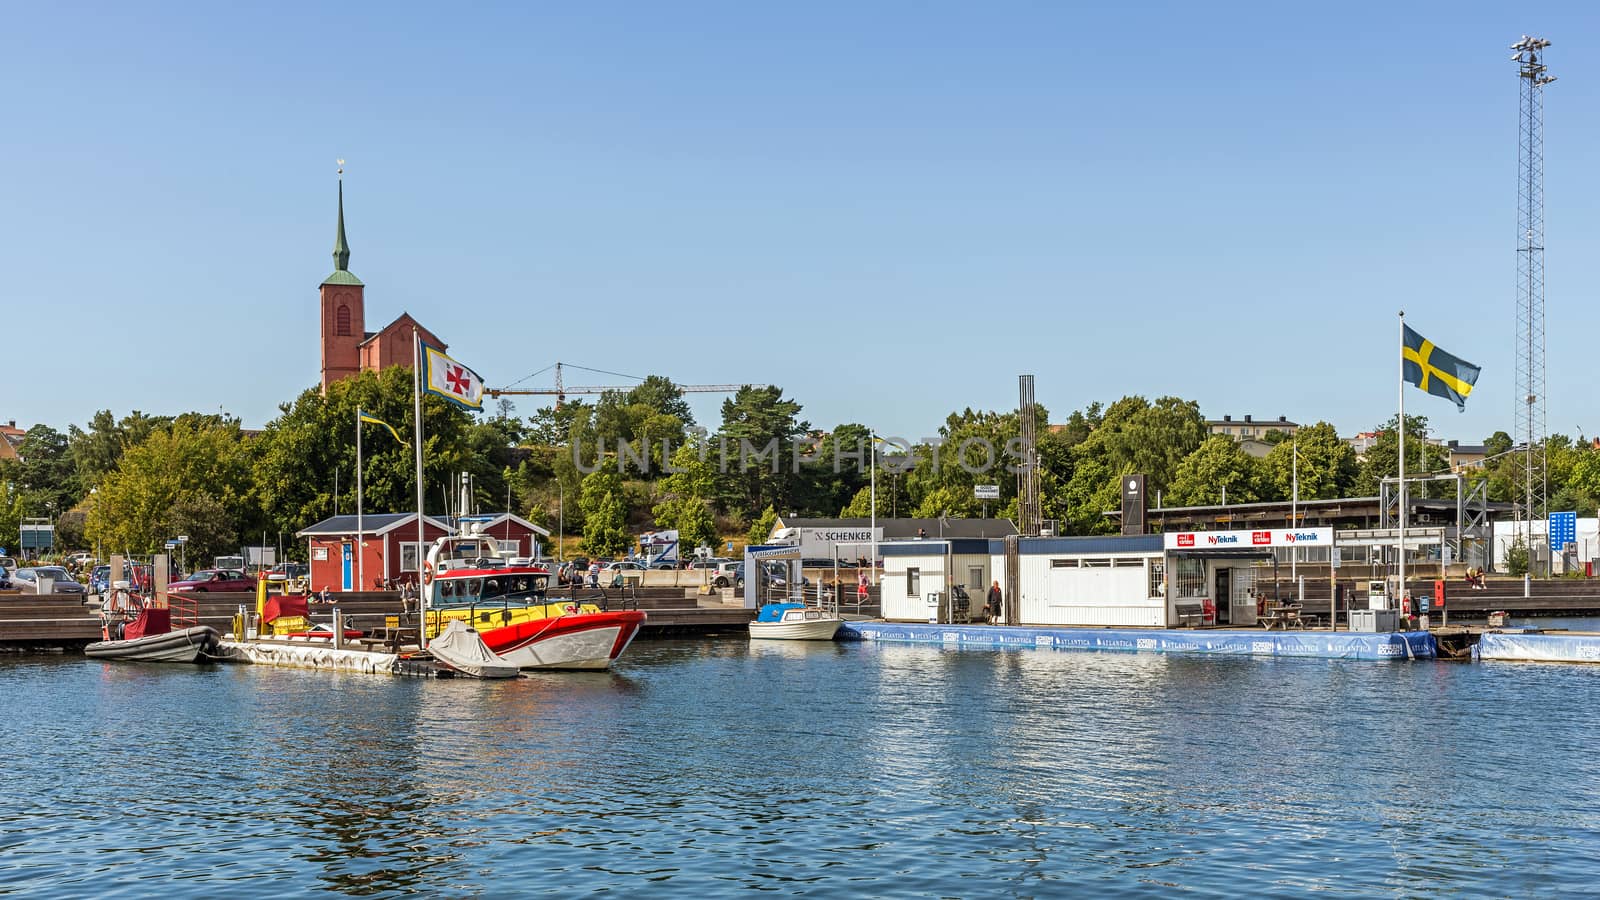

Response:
(842, 621), (1437, 660)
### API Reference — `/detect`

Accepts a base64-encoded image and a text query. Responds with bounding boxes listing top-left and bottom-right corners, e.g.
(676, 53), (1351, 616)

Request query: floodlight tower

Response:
(1512, 35), (1554, 573)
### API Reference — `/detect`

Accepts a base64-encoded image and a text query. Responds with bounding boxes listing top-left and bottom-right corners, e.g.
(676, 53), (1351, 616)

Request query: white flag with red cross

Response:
(422, 342), (485, 410)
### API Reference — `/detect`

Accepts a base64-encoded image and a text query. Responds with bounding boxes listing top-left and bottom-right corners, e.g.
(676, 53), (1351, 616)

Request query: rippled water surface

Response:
(3, 639), (1599, 897)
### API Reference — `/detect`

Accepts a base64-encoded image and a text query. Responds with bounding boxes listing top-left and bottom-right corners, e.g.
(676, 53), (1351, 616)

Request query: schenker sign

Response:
(1162, 527), (1333, 550)
(791, 528), (882, 559)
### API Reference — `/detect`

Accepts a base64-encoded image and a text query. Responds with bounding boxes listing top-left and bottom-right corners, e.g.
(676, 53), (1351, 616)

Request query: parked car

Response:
(169, 569), (256, 592)
(12, 566), (86, 595)
(65, 551), (97, 570)
(603, 561), (646, 573)
(266, 562), (309, 581)
(90, 563), (163, 595)
(711, 562), (745, 589)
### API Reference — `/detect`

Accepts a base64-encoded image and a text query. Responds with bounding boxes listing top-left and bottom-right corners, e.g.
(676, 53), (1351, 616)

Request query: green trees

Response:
(651, 440), (719, 551)
(578, 463), (631, 558)
(85, 419), (252, 562)
(1354, 415), (1445, 496)
(251, 367), (491, 539)
(1167, 436), (1265, 506)
(716, 385), (808, 520)
(1261, 422), (1359, 500)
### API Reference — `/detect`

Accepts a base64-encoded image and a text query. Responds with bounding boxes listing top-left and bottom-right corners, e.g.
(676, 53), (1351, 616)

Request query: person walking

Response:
(857, 571), (869, 605)
(987, 580), (1003, 625)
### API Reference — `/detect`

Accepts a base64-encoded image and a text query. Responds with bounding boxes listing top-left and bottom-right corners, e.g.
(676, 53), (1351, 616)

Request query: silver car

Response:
(12, 566), (86, 595)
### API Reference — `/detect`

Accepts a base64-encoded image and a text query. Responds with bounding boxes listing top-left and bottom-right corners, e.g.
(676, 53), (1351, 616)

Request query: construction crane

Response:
(486, 361), (743, 406)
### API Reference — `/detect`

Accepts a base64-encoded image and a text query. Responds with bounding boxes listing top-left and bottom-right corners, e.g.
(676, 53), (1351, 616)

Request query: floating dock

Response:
(1474, 630), (1600, 663)
(217, 640), (438, 676)
(840, 622), (1437, 660)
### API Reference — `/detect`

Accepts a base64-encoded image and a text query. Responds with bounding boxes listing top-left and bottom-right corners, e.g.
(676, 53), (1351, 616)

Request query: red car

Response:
(168, 569), (256, 592)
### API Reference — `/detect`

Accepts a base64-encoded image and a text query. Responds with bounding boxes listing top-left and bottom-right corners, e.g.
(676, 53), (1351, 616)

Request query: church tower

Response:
(319, 172), (365, 392)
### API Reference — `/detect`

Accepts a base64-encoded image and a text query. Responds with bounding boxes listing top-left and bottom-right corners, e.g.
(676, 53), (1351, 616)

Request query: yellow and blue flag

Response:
(421, 342), (485, 410)
(357, 409), (406, 446)
(1402, 325), (1481, 412)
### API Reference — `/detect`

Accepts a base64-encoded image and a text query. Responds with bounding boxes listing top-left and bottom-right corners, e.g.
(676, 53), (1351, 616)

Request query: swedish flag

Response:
(1402, 325), (1481, 412)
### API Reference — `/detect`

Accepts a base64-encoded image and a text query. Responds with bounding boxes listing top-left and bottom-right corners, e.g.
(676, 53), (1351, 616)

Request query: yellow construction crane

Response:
(486, 361), (742, 405)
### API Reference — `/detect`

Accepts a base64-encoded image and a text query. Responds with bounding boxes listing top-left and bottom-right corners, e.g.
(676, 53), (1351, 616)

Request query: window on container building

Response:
(906, 567), (920, 597)
(1148, 559), (1166, 598)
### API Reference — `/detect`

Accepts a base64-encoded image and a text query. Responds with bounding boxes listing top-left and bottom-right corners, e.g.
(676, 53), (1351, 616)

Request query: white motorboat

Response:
(748, 602), (843, 641)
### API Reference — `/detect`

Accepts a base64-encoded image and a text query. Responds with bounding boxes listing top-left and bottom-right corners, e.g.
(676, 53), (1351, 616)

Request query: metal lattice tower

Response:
(1512, 35), (1555, 569)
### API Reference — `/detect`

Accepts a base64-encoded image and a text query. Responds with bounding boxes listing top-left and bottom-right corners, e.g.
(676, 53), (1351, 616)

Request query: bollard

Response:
(1524, 574), (1531, 599)
(333, 608), (344, 650)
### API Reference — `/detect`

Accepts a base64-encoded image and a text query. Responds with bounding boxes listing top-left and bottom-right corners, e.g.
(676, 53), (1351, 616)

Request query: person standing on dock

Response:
(857, 571), (869, 604)
(987, 581), (1003, 625)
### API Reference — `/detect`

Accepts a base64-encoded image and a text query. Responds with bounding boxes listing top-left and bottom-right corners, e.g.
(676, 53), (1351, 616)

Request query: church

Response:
(319, 178), (447, 391)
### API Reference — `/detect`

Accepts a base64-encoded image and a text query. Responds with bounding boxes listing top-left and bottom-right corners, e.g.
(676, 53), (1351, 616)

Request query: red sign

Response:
(1177, 534), (1195, 547)
(1252, 531), (1272, 545)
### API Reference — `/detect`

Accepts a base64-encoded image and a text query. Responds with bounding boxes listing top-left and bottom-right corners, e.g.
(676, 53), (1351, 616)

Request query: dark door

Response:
(1214, 567), (1231, 625)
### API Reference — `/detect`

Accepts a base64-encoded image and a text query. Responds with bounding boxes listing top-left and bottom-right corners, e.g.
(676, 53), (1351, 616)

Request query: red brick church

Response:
(319, 178), (447, 391)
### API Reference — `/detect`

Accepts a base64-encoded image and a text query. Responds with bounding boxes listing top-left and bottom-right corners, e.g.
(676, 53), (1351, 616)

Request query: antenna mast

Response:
(1513, 35), (1555, 575)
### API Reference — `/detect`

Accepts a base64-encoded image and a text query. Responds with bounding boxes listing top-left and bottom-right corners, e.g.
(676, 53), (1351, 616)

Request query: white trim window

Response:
(400, 542), (426, 573)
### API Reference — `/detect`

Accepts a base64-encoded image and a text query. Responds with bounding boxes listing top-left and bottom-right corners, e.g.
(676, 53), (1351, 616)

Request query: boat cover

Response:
(123, 607), (171, 640)
(756, 603), (806, 623)
(429, 619), (520, 678)
(263, 595), (310, 624)
(1476, 631), (1600, 663)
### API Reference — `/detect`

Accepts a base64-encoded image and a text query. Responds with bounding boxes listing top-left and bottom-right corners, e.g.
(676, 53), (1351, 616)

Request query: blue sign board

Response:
(1549, 511), (1577, 552)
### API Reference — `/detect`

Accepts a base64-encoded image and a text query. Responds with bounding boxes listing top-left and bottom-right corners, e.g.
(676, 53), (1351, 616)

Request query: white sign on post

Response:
(1332, 547), (1343, 569)
(975, 485), (1000, 500)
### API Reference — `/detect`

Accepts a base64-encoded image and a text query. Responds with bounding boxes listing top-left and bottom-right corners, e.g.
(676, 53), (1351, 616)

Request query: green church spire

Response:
(322, 166), (363, 287)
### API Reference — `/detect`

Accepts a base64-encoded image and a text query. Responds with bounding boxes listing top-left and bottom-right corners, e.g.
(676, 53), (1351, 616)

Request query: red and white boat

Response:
(421, 524), (645, 670)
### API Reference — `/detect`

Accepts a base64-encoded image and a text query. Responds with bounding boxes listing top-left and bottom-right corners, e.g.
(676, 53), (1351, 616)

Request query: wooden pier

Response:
(0, 587), (760, 650)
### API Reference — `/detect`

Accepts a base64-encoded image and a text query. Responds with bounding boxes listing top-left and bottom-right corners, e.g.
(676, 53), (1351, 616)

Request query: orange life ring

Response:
(422, 561), (434, 586)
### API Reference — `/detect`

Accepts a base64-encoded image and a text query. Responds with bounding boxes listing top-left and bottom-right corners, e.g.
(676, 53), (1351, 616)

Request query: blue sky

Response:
(3, 2), (1597, 445)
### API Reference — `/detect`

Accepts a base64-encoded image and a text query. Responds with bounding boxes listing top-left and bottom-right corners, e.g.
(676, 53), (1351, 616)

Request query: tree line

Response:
(1, 371), (1586, 564)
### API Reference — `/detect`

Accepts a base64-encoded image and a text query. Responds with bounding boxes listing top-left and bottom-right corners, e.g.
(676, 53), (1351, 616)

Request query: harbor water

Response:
(3, 638), (1599, 896)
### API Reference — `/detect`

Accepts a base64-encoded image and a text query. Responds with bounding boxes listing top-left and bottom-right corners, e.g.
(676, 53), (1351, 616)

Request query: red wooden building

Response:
(297, 513), (453, 592)
(452, 513), (550, 560)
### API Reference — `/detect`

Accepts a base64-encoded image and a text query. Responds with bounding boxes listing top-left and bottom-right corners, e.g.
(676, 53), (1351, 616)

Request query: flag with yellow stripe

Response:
(358, 409), (407, 446)
(1402, 325), (1481, 411)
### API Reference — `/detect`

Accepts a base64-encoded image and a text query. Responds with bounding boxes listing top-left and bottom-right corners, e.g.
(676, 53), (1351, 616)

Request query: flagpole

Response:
(1291, 432), (1297, 582)
(356, 406), (364, 593)
(413, 329), (427, 649)
(869, 431), (877, 586)
(1398, 310), (1407, 613)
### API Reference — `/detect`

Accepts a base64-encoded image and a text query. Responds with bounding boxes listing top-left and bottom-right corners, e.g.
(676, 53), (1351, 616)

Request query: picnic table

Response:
(1258, 603), (1304, 631)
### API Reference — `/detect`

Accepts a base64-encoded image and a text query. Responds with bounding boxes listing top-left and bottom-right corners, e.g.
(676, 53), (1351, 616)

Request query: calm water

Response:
(2, 639), (1599, 897)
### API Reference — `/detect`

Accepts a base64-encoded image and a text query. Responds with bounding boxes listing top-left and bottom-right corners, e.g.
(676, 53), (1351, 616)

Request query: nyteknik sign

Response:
(1163, 527), (1333, 550)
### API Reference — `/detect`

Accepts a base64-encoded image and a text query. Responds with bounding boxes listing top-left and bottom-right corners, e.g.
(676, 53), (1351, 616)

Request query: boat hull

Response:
(748, 618), (843, 641)
(477, 610), (646, 670)
(85, 626), (221, 663)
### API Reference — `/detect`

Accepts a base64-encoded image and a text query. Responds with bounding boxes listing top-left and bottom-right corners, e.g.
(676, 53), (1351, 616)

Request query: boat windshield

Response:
(434, 573), (549, 606)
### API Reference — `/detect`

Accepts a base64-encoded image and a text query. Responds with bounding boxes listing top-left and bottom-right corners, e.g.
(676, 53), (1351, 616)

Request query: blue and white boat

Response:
(749, 602), (843, 641)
